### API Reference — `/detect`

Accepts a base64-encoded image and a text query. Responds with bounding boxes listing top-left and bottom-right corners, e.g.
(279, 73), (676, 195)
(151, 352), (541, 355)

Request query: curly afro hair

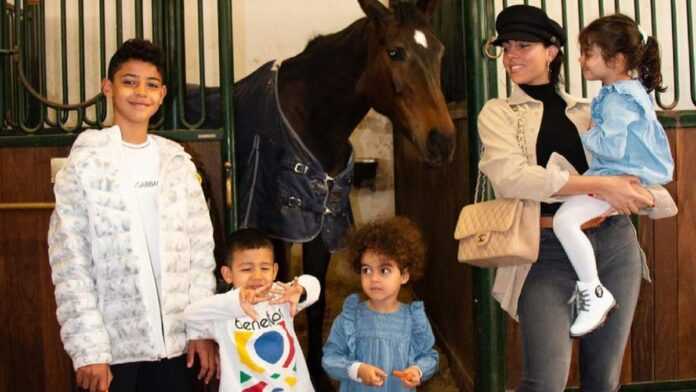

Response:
(345, 216), (426, 281)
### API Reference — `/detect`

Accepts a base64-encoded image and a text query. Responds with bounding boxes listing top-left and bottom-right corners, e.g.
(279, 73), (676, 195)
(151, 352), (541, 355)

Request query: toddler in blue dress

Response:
(554, 14), (675, 337)
(322, 216), (438, 391)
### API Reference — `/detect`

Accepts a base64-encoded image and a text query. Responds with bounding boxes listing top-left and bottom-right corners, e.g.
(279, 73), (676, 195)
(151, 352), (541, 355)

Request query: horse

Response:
(187, 0), (454, 384)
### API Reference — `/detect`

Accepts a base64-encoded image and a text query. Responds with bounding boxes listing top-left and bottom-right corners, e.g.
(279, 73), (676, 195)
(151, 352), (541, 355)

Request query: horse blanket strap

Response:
(233, 60), (354, 251)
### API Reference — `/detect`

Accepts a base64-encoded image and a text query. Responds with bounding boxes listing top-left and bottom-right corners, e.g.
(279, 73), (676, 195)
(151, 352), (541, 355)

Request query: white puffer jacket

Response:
(48, 126), (216, 369)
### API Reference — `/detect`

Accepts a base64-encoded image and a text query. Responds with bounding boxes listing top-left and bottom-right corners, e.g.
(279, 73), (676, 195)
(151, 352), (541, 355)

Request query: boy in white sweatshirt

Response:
(184, 228), (321, 392)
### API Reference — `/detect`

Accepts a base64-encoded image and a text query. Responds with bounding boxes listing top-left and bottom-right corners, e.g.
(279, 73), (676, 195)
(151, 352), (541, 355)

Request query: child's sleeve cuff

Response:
(349, 362), (363, 383)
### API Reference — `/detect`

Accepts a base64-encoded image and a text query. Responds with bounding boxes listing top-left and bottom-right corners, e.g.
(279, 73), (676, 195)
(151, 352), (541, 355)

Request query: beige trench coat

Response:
(477, 85), (651, 320)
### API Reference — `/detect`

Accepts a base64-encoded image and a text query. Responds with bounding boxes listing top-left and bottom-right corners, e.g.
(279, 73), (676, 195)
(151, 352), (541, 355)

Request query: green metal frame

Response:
(567, 379), (696, 392)
(0, 0), (238, 235)
(469, 2), (696, 391)
(464, 1), (505, 392)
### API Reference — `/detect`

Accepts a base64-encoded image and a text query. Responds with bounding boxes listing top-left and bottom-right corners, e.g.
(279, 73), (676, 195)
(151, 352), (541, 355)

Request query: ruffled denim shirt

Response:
(582, 79), (674, 185)
(322, 294), (438, 391)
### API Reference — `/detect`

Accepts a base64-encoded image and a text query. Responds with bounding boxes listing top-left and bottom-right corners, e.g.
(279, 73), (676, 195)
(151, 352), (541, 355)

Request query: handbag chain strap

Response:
(475, 104), (530, 203)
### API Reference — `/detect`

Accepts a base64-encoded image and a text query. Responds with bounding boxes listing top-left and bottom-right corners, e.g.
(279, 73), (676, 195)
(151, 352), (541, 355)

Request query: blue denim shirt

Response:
(582, 79), (674, 185)
(322, 294), (439, 391)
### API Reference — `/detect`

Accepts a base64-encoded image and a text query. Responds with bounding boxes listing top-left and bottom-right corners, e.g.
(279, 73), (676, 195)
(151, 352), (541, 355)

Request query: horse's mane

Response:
(302, 2), (427, 54)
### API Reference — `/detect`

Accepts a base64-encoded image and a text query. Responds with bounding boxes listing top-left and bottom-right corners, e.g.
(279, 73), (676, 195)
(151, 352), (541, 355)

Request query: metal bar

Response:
(163, 0), (178, 130)
(0, 202), (54, 210)
(0, 128), (224, 147)
(149, 0), (165, 130)
(634, 0), (640, 22)
(59, 0), (69, 124)
(561, 0), (570, 93)
(39, 0), (48, 129)
(599, 0), (605, 17)
(177, 0), (206, 129)
(566, 378), (696, 392)
(653, 0), (679, 109)
(502, 0), (511, 97)
(0, 0), (6, 128)
(135, 0), (143, 39)
(615, 0), (621, 13)
(116, 0), (123, 46)
(465, 0), (505, 391)
(17, 0), (44, 133)
(218, 0), (237, 235)
(98, 0), (107, 125)
(578, 0), (587, 97)
(688, 0), (696, 105)
(78, 0), (86, 128)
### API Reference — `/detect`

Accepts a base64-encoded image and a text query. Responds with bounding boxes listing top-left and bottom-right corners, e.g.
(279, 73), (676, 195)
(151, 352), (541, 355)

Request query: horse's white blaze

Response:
(414, 30), (428, 48)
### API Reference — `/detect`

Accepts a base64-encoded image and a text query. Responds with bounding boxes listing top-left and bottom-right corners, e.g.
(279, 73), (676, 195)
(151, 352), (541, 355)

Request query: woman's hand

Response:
(594, 176), (654, 215)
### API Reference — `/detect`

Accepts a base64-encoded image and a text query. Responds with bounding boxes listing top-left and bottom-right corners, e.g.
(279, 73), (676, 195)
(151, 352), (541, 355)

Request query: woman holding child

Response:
(478, 5), (661, 391)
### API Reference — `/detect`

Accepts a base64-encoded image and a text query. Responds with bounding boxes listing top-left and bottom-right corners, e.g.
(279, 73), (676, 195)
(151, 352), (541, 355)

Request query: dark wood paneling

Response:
(653, 132), (679, 380)
(677, 128), (696, 378)
(181, 141), (226, 265)
(0, 146), (73, 392)
(632, 214), (655, 382)
(394, 111), (475, 391)
(395, 114), (696, 390)
(0, 141), (224, 392)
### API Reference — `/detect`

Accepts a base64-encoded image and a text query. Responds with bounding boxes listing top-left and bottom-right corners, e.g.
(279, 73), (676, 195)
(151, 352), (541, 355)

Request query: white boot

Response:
(569, 280), (616, 337)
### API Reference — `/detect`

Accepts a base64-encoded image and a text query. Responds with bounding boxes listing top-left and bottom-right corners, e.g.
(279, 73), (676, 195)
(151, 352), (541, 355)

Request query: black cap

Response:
(493, 5), (565, 47)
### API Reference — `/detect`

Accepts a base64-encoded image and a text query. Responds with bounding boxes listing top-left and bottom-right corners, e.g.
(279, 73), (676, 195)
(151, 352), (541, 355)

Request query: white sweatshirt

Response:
(183, 275), (320, 392)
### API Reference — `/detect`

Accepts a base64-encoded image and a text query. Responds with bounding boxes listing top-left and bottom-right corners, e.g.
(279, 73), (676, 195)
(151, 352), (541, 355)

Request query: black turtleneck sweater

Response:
(520, 83), (588, 216)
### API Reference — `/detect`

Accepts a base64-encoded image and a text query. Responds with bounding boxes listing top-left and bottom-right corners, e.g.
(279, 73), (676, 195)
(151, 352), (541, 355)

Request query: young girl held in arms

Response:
(322, 216), (438, 391)
(553, 14), (674, 337)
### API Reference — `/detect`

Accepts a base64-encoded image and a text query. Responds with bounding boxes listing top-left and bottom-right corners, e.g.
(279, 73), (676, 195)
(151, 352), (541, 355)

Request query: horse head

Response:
(357, 0), (455, 166)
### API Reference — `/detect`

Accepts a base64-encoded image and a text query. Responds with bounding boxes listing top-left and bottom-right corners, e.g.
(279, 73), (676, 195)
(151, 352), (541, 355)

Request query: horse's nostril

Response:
(426, 129), (453, 162)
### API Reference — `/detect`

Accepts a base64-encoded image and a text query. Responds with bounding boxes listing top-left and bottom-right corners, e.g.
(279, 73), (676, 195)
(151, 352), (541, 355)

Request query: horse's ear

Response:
(417, 0), (439, 20)
(358, 0), (390, 20)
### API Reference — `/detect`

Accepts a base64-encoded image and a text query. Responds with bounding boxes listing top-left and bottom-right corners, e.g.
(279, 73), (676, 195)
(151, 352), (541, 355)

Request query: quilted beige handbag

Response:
(454, 197), (539, 267)
(454, 105), (539, 267)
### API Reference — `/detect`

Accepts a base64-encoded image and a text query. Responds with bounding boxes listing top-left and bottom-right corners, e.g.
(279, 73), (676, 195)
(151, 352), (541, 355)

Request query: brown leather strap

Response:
(540, 215), (606, 230)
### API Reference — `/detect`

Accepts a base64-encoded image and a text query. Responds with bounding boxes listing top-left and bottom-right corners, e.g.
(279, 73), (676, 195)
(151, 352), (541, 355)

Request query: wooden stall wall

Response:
(505, 125), (696, 388)
(397, 117), (696, 390)
(0, 141), (224, 392)
(393, 1), (477, 390)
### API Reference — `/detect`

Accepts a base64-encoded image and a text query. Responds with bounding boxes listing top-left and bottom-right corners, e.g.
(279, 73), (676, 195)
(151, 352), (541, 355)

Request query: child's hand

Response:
(269, 278), (305, 317)
(76, 363), (112, 392)
(239, 283), (272, 320)
(358, 363), (387, 387)
(393, 367), (422, 388)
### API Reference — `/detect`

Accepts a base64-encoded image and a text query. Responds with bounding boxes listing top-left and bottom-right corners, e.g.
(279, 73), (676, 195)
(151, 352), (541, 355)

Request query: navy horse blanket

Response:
(187, 61), (353, 251)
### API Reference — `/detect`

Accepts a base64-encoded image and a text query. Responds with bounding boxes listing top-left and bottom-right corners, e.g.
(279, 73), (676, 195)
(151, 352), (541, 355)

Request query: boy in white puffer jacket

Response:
(48, 39), (217, 392)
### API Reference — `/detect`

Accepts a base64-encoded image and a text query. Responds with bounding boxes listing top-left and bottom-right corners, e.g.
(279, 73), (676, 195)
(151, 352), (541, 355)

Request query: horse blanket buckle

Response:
(293, 162), (309, 174)
(287, 196), (303, 208)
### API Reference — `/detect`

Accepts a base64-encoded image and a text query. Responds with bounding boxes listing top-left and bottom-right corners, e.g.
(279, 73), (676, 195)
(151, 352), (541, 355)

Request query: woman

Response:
(478, 5), (655, 391)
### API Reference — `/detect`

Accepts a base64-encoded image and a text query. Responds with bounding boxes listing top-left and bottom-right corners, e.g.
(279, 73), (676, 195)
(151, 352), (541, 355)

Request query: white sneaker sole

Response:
(570, 300), (618, 338)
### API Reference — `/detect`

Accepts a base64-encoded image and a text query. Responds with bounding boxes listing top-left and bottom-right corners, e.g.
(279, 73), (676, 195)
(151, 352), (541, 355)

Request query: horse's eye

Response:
(387, 47), (405, 61)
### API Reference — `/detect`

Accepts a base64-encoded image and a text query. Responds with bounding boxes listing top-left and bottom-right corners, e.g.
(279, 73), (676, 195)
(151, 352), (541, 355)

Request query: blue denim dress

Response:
(582, 79), (674, 185)
(322, 294), (438, 391)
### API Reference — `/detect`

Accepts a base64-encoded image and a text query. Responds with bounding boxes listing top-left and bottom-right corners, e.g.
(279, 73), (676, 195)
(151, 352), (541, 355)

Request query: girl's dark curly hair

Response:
(579, 13), (665, 93)
(346, 216), (426, 281)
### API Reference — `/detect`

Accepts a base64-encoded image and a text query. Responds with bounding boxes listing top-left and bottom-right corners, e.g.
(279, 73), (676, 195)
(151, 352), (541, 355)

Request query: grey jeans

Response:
(517, 215), (643, 392)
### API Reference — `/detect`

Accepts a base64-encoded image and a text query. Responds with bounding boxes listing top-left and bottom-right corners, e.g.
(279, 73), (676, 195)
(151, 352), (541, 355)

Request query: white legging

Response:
(553, 194), (613, 283)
